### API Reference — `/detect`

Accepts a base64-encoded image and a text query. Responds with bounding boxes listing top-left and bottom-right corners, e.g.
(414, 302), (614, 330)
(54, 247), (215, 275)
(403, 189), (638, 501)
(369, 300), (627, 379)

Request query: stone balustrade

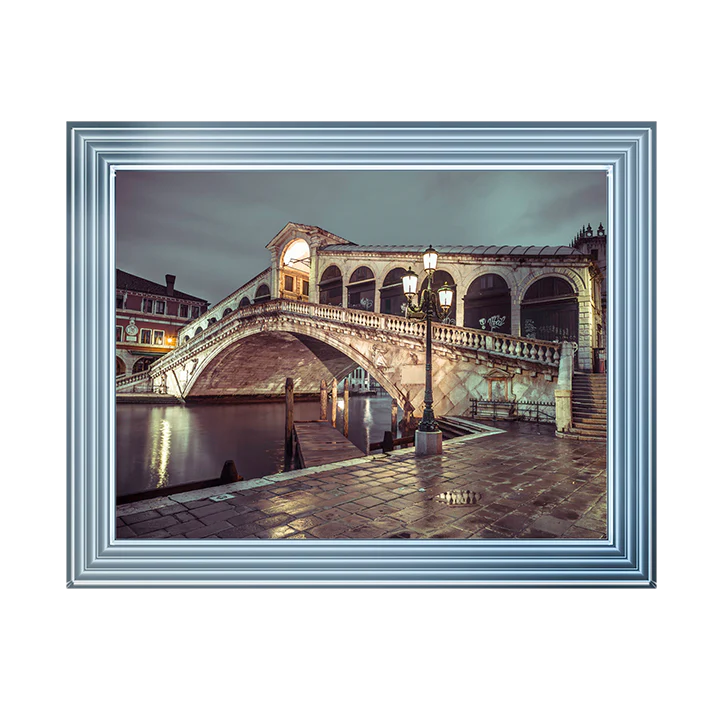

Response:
(168, 298), (560, 371)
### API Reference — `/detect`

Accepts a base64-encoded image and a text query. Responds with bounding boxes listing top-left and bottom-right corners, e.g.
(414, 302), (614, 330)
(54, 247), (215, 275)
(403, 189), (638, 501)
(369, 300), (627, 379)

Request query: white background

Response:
(3, 2), (719, 721)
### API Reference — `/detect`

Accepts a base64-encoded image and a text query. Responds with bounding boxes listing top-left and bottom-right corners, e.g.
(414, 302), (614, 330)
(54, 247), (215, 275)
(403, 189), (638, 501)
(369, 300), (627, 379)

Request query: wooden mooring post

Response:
(343, 378), (349, 437)
(285, 377), (294, 459)
(331, 377), (338, 428)
(320, 379), (328, 421)
(391, 397), (398, 438)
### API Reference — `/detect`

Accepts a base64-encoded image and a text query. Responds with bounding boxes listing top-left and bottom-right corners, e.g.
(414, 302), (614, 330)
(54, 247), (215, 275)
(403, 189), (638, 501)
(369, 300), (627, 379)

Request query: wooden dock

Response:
(293, 421), (366, 469)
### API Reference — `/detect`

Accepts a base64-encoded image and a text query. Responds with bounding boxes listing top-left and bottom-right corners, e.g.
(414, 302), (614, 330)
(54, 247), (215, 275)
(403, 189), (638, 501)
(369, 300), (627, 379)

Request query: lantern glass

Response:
(402, 267), (418, 296)
(438, 283), (453, 312)
(423, 245), (438, 272)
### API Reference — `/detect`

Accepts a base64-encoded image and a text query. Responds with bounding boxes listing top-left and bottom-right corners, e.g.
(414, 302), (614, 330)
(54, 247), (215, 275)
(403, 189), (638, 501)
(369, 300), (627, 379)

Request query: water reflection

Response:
(116, 394), (397, 496)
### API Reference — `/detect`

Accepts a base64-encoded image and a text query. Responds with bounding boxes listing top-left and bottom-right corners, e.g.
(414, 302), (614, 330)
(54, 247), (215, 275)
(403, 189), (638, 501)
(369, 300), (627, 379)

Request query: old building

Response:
(116, 270), (209, 378)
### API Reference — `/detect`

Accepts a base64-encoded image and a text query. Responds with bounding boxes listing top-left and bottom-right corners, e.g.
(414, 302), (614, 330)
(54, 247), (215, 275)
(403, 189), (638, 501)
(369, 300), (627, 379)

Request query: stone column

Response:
(554, 341), (574, 433)
(455, 294), (465, 327)
(510, 296), (522, 337)
(576, 292), (594, 371)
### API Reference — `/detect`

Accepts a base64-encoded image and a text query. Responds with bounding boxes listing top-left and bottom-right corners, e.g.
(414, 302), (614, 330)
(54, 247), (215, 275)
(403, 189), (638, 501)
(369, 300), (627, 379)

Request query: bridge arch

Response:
(240, 296), (251, 307)
(177, 321), (404, 405)
(222, 306), (234, 317)
(116, 356), (126, 377)
(520, 275), (580, 343)
(379, 267), (408, 317)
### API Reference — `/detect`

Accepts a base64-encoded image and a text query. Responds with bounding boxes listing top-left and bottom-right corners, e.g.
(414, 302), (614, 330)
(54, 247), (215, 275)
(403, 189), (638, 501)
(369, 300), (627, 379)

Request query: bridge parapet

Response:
(154, 299), (560, 375)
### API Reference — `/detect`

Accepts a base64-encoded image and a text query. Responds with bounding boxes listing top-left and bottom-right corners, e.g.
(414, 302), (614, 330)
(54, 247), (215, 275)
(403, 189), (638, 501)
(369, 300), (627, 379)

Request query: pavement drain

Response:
(436, 490), (481, 506)
(209, 493), (235, 502)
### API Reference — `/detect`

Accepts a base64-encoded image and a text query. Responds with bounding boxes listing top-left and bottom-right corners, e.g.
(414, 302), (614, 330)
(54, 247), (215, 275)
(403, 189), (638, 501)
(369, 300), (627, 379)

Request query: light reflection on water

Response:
(116, 395), (399, 497)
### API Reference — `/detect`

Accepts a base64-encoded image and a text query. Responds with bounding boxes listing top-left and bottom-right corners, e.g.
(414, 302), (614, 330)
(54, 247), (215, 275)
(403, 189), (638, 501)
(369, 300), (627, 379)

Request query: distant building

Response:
(116, 270), (208, 377)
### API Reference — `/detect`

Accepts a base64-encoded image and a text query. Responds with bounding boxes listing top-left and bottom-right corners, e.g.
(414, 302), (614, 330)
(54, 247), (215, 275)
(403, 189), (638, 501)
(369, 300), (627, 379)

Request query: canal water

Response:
(116, 394), (399, 496)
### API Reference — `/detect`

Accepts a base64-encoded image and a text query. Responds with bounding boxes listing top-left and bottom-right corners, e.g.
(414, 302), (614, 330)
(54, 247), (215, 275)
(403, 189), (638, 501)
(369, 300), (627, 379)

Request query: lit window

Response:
(153, 330), (164, 345)
(140, 329), (152, 344)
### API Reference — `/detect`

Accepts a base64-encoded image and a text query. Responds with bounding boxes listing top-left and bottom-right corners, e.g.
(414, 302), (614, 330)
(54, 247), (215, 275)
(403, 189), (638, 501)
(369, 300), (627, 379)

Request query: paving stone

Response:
(120, 509), (162, 525)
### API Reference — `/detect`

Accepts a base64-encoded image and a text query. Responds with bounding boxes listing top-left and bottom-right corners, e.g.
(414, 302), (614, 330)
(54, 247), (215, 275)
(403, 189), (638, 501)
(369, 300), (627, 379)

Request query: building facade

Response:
(116, 270), (209, 378)
(179, 222), (606, 372)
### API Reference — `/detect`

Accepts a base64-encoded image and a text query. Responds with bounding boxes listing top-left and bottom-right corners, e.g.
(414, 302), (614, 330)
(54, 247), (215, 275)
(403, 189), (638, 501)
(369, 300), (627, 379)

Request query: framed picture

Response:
(67, 121), (655, 587)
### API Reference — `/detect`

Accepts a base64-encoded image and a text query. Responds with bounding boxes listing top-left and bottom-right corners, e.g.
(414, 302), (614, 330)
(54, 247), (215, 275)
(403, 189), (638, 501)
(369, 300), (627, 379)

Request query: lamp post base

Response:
(415, 429), (443, 456)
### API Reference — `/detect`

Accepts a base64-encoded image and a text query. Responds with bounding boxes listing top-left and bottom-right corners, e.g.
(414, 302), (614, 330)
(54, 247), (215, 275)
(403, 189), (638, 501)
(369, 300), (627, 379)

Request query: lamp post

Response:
(402, 245), (454, 456)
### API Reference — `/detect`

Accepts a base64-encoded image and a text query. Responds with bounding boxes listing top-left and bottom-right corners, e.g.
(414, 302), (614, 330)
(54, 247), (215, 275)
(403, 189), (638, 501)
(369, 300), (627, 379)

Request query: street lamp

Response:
(402, 245), (454, 456)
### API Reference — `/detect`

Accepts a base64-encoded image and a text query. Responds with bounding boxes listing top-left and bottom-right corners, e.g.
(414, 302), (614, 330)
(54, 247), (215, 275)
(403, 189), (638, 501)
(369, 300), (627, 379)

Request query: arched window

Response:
(222, 307), (233, 317)
(194, 326), (203, 336)
(464, 274), (511, 332)
(380, 268), (408, 317)
(254, 284), (271, 304)
(182, 335), (190, 344)
(521, 276), (578, 342)
(240, 297), (251, 307)
(319, 265), (343, 307)
(207, 317), (217, 326)
(347, 266), (375, 311)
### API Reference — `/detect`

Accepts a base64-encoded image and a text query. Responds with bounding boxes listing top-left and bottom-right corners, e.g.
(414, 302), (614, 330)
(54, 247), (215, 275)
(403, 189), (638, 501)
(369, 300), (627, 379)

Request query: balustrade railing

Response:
(116, 370), (151, 388)
(161, 298), (561, 370)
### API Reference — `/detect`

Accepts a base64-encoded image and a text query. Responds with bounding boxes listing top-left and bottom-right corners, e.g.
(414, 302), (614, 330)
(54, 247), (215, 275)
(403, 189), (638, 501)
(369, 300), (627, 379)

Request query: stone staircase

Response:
(565, 373), (607, 442)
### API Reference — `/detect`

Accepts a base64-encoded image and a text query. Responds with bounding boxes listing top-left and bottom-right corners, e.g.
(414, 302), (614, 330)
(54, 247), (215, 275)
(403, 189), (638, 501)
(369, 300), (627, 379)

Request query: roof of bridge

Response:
(116, 269), (208, 303)
(320, 244), (585, 257)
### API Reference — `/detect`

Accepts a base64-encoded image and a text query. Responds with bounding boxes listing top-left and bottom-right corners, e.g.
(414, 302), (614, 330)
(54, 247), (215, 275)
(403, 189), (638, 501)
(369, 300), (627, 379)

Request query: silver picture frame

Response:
(67, 121), (655, 587)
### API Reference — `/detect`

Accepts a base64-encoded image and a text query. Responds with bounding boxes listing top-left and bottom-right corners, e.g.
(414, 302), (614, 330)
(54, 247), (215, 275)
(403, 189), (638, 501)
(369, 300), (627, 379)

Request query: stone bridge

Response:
(119, 299), (564, 420)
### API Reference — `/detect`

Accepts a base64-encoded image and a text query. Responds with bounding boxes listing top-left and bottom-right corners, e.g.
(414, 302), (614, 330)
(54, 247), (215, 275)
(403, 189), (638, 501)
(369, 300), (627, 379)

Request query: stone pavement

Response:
(116, 421), (607, 541)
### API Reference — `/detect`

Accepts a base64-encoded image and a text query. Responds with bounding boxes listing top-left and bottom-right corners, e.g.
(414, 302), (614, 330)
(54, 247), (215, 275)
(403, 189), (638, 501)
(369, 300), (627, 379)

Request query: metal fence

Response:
(469, 398), (556, 424)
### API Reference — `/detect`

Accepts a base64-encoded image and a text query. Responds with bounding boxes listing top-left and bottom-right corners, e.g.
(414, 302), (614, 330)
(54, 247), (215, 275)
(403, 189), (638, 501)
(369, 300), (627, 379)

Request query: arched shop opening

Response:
(464, 274), (511, 332)
(116, 357), (126, 377)
(521, 276), (578, 342)
(347, 266), (375, 311)
(254, 284), (271, 304)
(281, 238), (310, 300)
(319, 265), (343, 306)
(132, 357), (155, 374)
(380, 268), (408, 316)
(430, 270), (456, 324)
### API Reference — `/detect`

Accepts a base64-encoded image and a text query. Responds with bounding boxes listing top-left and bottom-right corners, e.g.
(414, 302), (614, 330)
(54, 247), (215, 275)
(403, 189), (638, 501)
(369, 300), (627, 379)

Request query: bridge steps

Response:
(559, 373), (607, 442)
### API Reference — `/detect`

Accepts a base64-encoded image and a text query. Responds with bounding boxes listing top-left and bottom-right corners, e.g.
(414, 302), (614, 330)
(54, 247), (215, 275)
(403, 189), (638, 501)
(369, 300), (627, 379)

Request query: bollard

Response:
(331, 377), (338, 427)
(285, 377), (294, 457)
(343, 378), (349, 437)
(220, 460), (240, 484)
(391, 398), (398, 438)
(320, 379), (328, 421)
(382, 431), (394, 452)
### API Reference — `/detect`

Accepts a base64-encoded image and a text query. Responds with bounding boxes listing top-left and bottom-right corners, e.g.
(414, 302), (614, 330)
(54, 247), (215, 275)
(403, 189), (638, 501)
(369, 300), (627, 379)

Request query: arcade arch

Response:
(521, 276), (578, 342)
(319, 265), (343, 307)
(464, 273), (511, 333)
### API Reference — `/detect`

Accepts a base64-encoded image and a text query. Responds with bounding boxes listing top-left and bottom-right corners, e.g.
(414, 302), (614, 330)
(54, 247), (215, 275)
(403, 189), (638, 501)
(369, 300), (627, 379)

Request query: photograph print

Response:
(115, 169), (608, 543)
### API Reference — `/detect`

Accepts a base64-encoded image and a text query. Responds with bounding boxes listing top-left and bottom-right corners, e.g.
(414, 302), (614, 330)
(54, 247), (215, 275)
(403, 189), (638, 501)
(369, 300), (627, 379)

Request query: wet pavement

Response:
(116, 422), (607, 541)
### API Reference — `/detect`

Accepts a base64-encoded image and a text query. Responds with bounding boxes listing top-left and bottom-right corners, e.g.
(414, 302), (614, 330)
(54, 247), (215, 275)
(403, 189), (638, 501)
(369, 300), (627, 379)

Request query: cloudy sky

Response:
(115, 170), (607, 304)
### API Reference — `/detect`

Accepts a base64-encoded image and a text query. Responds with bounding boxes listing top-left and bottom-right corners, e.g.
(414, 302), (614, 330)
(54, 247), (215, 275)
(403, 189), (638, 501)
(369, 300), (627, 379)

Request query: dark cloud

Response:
(115, 170), (607, 304)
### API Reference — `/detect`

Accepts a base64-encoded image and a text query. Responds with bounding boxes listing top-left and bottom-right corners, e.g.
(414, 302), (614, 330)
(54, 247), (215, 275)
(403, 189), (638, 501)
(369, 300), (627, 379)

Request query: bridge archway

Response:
(464, 273), (512, 332)
(318, 265), (343, 307)
(254, 284), (271, 304)
(380, 267), (408, 316)
(280, 238), (310, 300)
(521, 276), (578, 342)
(240, 296), (251, 307)
(116, 356), (126, 377)
(179, 323), (403, 406)
(347, 266), (375, 311)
